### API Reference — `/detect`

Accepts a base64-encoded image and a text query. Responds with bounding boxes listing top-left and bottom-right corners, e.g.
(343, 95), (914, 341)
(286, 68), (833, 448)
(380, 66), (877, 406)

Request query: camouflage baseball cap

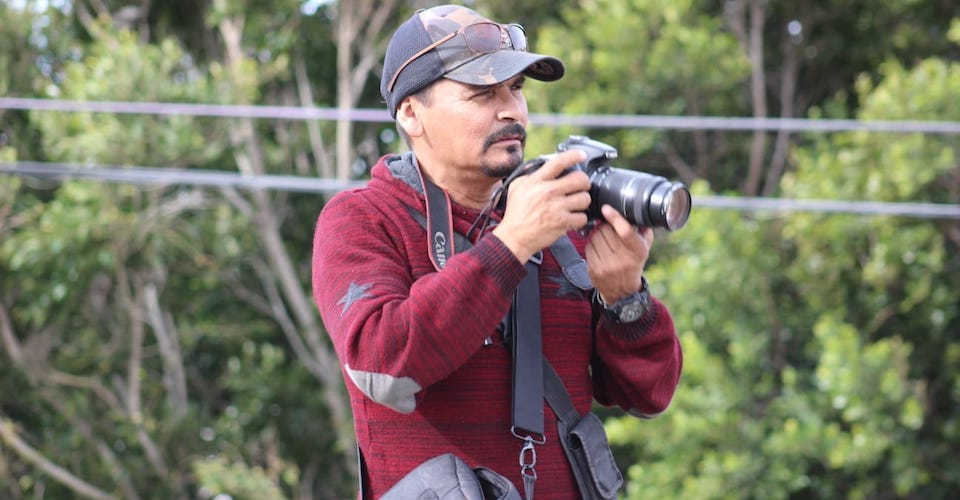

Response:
(380, 4), (565, 117)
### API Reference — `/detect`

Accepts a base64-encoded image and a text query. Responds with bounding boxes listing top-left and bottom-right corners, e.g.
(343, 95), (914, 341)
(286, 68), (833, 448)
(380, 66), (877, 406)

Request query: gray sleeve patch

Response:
(627, 406), (670, 419)
(337, 282), (373, 317)
(345, 364), (422, 414)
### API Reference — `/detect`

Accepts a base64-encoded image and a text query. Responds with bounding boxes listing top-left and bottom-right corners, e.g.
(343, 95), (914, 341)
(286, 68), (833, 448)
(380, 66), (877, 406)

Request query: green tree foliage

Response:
(2, 1), (960, 499)
(605, 26), (960, 500)
(2, 3), (353, 498)
(523, 0), (751, 183)
(525, 0), (960, 193)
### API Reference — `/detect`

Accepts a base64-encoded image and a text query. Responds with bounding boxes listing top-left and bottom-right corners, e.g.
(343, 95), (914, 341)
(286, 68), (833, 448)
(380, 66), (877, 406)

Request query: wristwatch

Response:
(595, 277), (651, 323)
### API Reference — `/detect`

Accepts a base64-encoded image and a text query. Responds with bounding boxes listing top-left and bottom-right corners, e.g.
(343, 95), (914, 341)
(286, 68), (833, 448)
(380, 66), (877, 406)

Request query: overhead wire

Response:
(1, 161), (366, 194)
(2, 97), (959, 219)
(3, 161), (959, 219)
(4, 97), (960, 134)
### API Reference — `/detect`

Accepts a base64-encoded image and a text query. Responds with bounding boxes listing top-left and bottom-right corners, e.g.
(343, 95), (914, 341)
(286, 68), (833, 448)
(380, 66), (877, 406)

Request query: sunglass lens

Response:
(507, 24), (527, 52)
(463, 23), (503, 52)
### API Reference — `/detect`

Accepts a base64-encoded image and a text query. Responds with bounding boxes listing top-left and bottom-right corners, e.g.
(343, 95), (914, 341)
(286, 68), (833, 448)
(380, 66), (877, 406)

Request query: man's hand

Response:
(586, 205), (652, 304)
(493, 149), (591, 263)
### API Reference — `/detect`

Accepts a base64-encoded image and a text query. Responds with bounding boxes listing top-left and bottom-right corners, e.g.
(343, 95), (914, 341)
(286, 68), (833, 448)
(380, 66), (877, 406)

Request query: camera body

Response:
(553, 135), (691, 231)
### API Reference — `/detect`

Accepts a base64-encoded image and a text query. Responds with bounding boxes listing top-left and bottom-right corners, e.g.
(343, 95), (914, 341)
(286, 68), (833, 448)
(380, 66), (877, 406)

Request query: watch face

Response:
(598, 287), (650, 323)
(619, 301), (646, 322)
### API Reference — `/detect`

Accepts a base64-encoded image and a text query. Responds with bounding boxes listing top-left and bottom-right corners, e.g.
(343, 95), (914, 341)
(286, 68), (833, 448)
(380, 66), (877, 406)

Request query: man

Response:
(312, 4), (682, 498)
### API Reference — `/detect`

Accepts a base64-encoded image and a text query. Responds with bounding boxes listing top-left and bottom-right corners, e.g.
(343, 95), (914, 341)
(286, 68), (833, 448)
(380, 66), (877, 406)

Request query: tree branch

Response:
(294, 56), (333, 178)
(43, 371), (123, 411)
(143, 282), (189, 418)
(249, 258), (324, 378)
(216, 7), (356, 475)
(0, 415), (116, 500)
(0, 302), (23, 365)
(40, 389), (142, 500)
(662, 140), (699, 186)
(742, 0), (768, 195)
(762, 18), (803, 197)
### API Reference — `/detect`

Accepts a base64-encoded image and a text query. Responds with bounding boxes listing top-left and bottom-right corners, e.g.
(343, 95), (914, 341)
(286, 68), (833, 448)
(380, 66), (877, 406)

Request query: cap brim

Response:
(443, 51), (565, 86)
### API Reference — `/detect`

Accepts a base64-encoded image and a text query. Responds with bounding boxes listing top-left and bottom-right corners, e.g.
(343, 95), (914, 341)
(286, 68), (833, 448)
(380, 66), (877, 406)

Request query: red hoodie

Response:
(312, 152), (682, 499)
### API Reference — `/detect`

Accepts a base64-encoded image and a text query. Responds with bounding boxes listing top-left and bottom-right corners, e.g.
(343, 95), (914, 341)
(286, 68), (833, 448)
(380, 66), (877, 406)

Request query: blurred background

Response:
(1, 0), (959, 498)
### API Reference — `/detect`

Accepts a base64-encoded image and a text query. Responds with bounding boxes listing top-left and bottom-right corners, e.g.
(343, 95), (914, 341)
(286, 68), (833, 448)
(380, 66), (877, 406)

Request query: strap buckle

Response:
(510, 426), (546, 445)
(519, 437), (538, 477)
(515, 433), (542, 500)
(528, 250), (543, 265)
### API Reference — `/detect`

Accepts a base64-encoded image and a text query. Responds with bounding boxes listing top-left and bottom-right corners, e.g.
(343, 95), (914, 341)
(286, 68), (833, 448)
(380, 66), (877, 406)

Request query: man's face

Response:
(415, 74), (529, 179)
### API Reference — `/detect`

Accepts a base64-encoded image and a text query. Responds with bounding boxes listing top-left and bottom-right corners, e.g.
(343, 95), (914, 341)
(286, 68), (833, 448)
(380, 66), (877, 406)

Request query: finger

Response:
(590, 222), (619, 255)
(568, 211), (590, 231)
(566, 190), (592, 212)
(600, 205), (636, 238)
(601, 205), (650, 253)
(638, 226), (654, 247)
(528, 149), (587, 181)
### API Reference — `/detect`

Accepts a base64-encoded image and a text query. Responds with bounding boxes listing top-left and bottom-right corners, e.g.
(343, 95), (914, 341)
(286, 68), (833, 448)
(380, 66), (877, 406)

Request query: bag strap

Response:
(510, 257), (545, 438)
(547, 231), (592, 291)
(406, 166), (598, 500)
(509, 260), (545, 500)
(541, 359), (583, 430)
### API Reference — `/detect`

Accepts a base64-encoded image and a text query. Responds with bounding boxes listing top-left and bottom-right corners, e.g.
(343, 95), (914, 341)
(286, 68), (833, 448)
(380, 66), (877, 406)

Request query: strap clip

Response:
(519, 436), (538, 474)
(518, 435), (539, 500)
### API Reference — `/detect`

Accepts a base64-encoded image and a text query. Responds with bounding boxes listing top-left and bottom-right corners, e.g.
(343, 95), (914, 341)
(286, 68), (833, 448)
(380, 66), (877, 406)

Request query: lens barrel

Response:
(590, 167), (691, 231)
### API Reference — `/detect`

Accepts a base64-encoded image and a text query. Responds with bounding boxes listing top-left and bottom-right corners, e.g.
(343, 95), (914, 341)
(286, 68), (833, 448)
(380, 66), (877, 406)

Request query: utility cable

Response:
(3, 97), (960, 134)
(3, 161), (958, 219)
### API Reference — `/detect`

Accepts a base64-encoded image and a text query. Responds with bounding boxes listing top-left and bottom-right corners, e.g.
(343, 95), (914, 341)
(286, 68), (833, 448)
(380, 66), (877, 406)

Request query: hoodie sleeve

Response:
(311, 188), (525, 413)
(590, 296), (683, 418)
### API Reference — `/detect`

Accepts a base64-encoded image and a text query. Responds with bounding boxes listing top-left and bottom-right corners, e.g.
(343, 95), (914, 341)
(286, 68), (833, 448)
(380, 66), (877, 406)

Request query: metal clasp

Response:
(510, 426), (546, 445)
(511, 428), (545, 495)
(528, 250), (543, 265)
(519, 435), (538, 485)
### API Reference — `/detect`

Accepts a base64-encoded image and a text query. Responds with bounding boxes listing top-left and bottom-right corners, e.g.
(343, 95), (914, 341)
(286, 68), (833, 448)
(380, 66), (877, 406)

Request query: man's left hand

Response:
(585, 204), (653, 304)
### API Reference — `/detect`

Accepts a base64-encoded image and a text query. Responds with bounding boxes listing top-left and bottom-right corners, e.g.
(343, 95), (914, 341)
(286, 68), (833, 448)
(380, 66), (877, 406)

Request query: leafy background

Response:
(1, 1), (958, 498)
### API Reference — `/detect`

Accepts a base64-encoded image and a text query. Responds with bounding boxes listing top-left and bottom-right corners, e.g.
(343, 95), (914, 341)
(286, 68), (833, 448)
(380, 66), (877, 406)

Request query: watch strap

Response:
(595, 277), (650, 323)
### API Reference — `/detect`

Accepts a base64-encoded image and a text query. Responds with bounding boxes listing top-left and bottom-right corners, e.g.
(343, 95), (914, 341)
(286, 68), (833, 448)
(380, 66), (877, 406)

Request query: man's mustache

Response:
(483, 124), (527, 151)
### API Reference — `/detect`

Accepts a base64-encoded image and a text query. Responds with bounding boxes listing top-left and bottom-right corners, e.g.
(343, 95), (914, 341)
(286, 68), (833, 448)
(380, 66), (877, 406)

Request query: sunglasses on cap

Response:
(387, 21), (528, 93)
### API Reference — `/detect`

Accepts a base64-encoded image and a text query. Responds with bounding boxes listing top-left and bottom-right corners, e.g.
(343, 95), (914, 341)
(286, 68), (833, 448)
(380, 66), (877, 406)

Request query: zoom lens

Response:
(590, 167), (691, 231)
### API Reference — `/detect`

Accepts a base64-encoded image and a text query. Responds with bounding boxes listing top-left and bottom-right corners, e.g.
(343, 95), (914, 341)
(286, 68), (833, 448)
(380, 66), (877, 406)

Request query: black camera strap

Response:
(416, 159), (457, 271)
(413, 155), (592, 288)
(407, 161), (601, 499)
(508, 256), (545, 500)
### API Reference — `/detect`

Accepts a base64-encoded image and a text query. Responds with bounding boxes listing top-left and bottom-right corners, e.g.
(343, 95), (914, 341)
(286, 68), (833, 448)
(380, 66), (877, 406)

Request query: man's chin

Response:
(481, 150), (524, 178)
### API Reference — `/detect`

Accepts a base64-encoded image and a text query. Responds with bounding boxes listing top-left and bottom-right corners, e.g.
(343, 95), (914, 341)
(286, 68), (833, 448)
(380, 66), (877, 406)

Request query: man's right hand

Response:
(492, 149), (592, 263)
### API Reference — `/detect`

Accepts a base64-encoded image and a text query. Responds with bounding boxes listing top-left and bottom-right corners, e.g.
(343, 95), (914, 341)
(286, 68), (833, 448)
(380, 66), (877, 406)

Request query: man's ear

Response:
(396, 97), (424, 138)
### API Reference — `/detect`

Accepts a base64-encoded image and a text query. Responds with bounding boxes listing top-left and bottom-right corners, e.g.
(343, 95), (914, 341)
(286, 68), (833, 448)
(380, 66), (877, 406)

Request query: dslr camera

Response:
(537, 135), (692, 231)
